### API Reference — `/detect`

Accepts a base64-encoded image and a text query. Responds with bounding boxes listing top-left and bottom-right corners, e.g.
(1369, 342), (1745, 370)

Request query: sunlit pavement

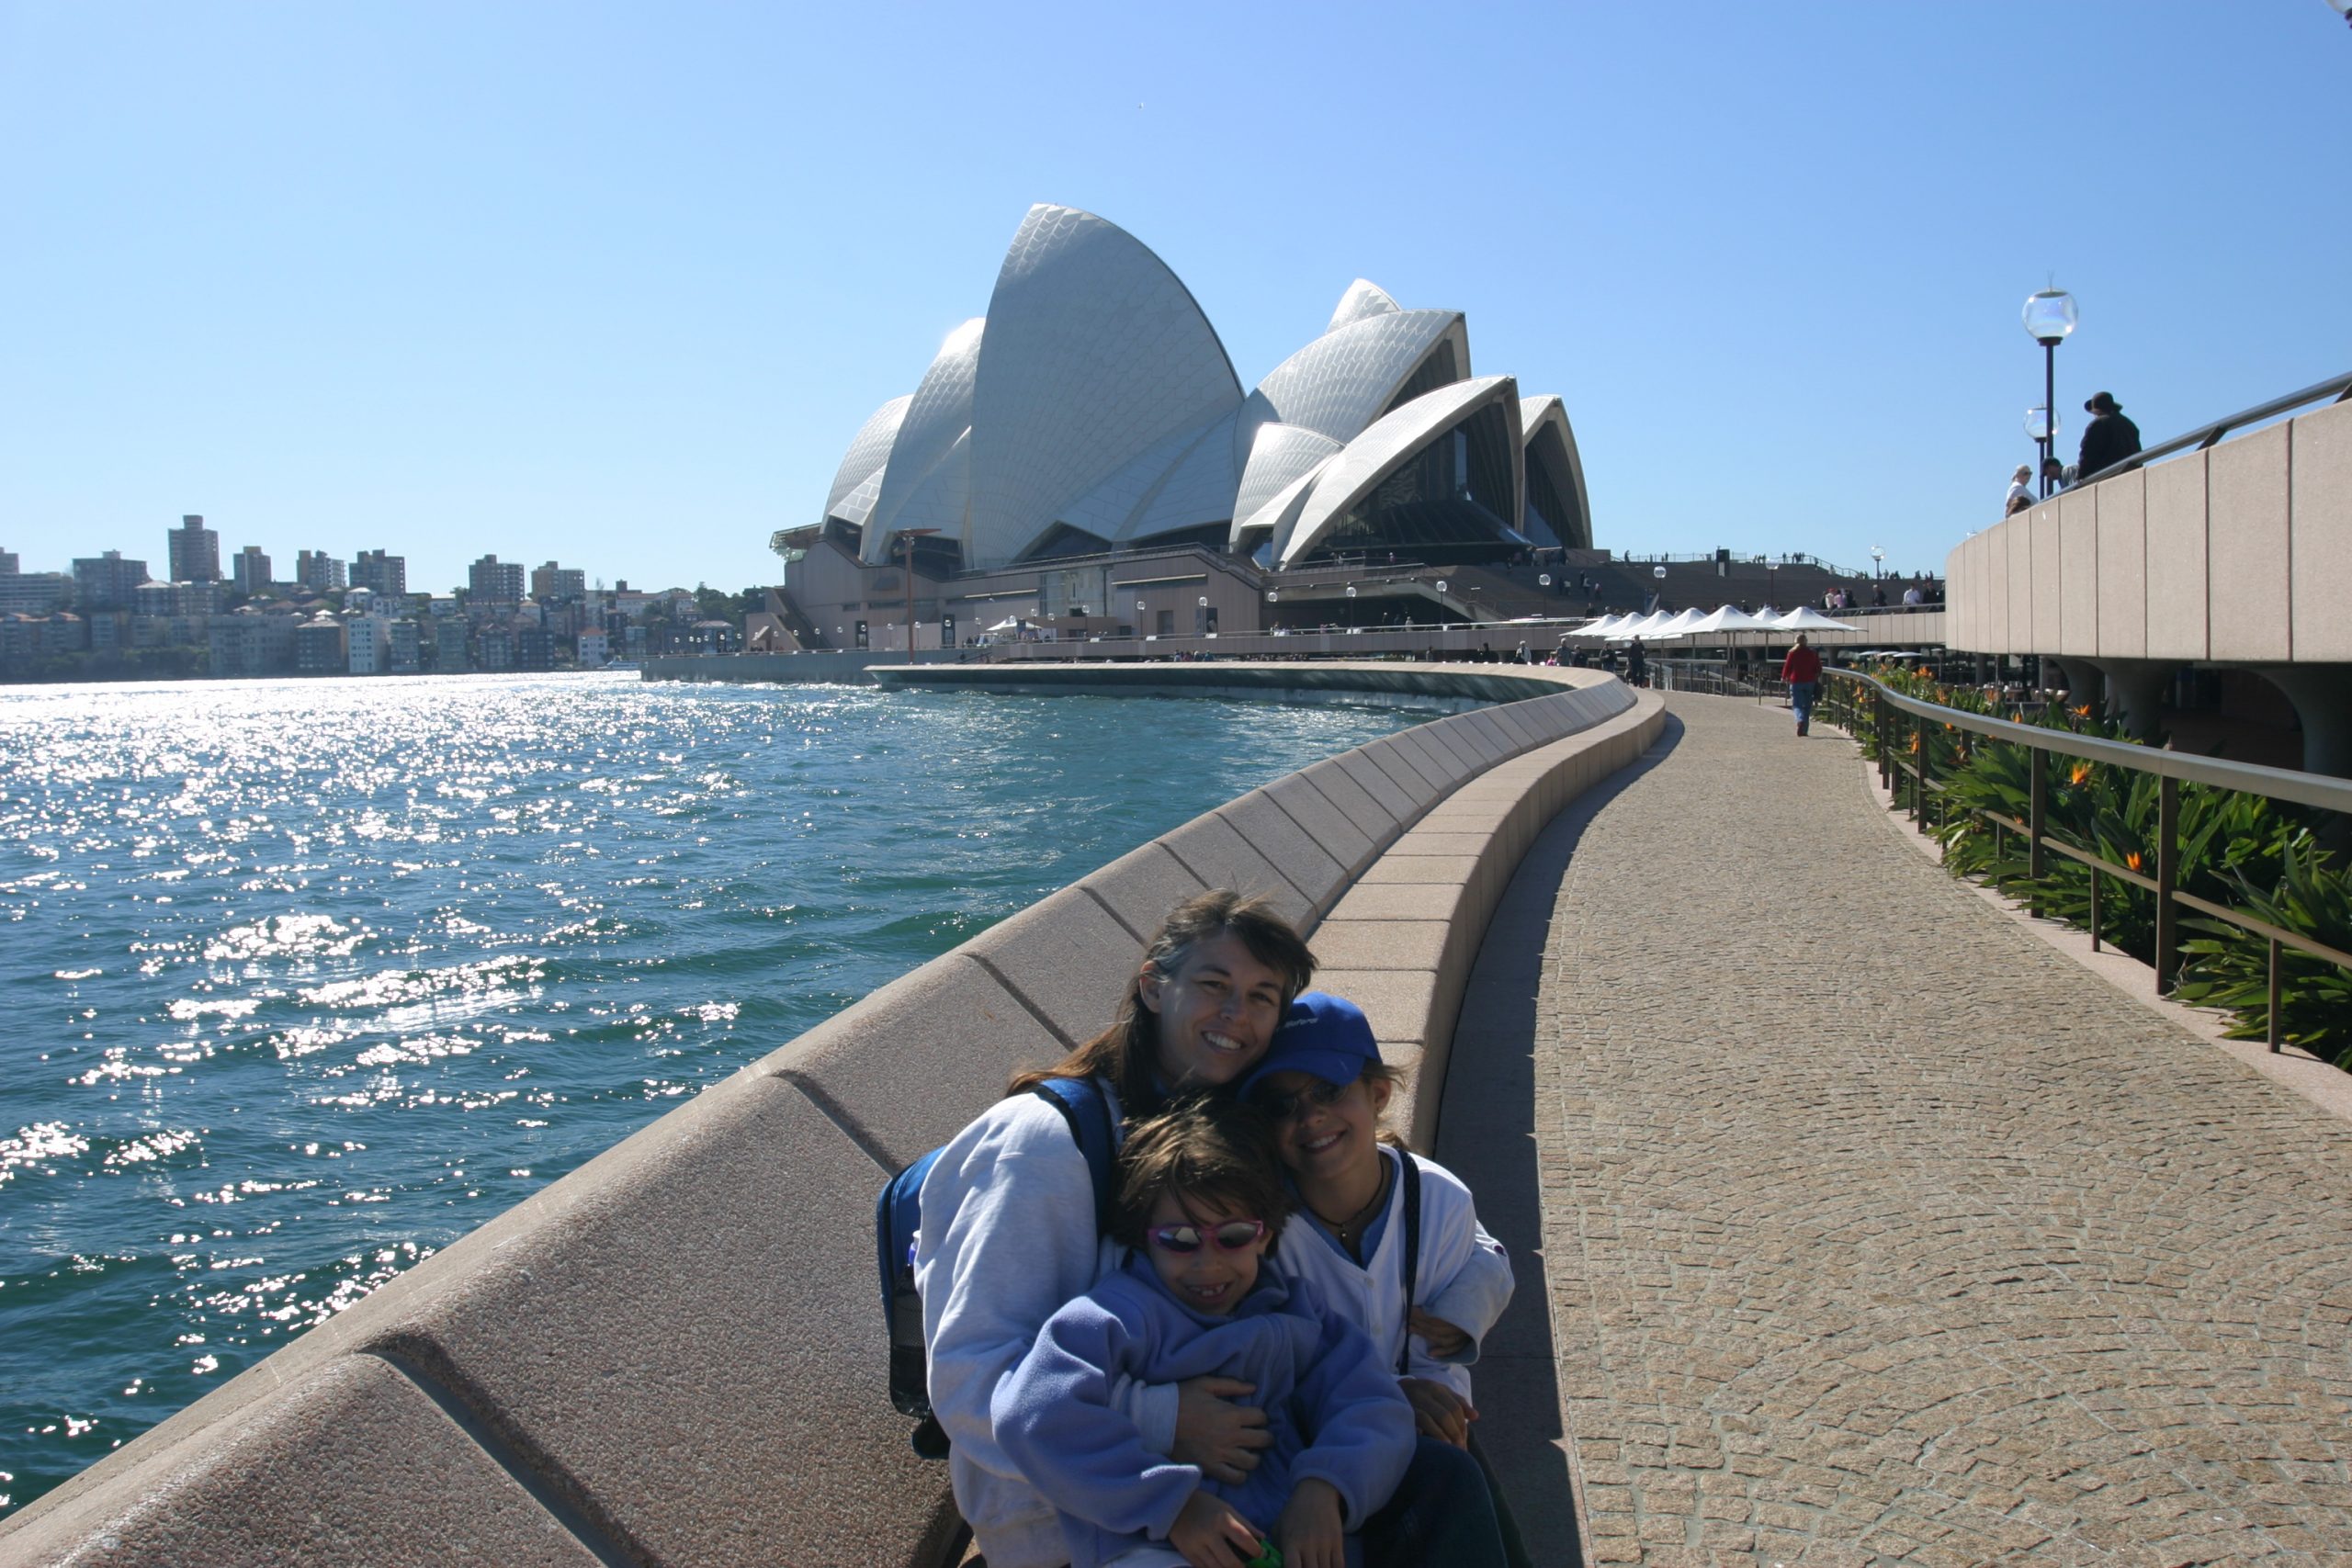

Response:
(1442, 693), (2352, 1568)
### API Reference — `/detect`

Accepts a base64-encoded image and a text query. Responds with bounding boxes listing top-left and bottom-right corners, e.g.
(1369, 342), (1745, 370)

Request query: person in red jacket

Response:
(1781, 634), (1823, 737)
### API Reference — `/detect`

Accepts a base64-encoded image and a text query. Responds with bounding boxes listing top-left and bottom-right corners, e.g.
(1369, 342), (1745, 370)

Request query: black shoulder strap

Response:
(1396, 1150), (1422, 1376)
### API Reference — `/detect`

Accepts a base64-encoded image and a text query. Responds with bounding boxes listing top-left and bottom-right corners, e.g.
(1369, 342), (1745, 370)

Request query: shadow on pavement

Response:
(1430, 713), (1684, 1568)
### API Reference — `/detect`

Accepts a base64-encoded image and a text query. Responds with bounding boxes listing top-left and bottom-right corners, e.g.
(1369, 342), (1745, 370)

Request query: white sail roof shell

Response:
(823, 394), (911, 524)
(965, 204), (1243, 569)
(1274, 375), (1522, 569)
(1231, 422), (1345, 535)
(861, 319), (983, 561)
(1241, 309), (1468, 450)
(1326, 278), (1402, 333)
(1519, 394), (1594, 552)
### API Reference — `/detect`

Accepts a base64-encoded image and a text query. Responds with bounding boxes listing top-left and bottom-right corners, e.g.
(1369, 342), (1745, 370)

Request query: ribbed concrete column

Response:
(2044, 656), (2104, 716)
(2086, 658), (2177, 743)
(2254, 664), (2352, 780)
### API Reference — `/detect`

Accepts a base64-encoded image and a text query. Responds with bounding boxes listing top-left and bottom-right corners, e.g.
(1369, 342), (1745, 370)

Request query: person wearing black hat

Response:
(2078, 392), (2143, 482)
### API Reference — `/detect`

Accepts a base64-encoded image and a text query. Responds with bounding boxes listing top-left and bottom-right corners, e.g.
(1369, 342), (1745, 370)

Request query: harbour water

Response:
(0, 671), (1425, 1517)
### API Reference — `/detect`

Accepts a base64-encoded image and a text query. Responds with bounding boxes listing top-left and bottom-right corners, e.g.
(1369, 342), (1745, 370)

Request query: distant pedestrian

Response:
(1871, 582), (1887, 608)
(1781, 634), (1823, 737)
(2041, 455), (2067, 494)
(1624, 639), (1646, 688)
(2005, 463), (2034, 515)
(2077, 392), (2143, 481)
(1902, 585), (1924, 606)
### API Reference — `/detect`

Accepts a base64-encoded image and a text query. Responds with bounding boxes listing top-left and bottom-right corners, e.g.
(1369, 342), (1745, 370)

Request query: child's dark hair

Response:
(1111, 1098), (1291, 1250)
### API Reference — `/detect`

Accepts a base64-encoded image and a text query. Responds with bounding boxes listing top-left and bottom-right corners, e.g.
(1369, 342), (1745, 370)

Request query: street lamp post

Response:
(1651, 563), (1668, 612)
(2022, 287), (2078, 496)
(1871, 546), (1885, 581)
(894, 528), (939, 661)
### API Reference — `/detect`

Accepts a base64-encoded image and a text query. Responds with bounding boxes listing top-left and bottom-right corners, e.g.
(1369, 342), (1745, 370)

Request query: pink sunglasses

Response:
(1146, 1219), (1268, 1255)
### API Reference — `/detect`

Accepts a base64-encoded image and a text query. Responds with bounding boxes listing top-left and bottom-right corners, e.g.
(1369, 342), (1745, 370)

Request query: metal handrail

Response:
(1816, 666), (2352, 1051)
(1826, 668), (2352, 817)
(2073, 369), (2352, 489)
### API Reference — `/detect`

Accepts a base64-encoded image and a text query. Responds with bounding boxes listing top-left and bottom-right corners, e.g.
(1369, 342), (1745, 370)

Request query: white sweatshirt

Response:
(915, 1082), (1182, 1568)
(1272, 1145), (1514, 1401)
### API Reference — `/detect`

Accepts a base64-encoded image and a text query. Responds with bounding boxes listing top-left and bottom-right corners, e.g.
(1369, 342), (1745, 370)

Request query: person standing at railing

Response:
(1781, 634), (1823, 738)
(2077, 391), (2143, 480)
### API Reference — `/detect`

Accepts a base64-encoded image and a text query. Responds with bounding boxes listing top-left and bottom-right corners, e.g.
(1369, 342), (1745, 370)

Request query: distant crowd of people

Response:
(2007, 390), (2143, 514)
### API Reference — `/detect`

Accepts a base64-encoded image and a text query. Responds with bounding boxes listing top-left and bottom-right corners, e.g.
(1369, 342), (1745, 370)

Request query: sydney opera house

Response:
(768, 204), (1594, 650)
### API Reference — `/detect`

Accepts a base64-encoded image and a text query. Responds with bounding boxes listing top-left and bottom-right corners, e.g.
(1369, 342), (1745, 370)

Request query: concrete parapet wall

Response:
(1946, 396), (2351, 663)
(0, 667), (1663, 1568)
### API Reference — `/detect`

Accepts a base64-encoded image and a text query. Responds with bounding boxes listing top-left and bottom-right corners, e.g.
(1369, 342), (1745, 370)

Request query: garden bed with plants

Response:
(1829, 665), (2352, 1067)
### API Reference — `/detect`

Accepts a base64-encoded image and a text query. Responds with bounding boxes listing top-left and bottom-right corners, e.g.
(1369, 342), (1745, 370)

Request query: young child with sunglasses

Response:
(993, 1099), (1414, 1568)
(1243, 992), (1524, 1563)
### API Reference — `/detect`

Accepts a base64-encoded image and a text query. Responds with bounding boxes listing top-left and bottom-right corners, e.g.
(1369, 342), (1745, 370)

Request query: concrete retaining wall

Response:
(0, 666), (1664, 1568)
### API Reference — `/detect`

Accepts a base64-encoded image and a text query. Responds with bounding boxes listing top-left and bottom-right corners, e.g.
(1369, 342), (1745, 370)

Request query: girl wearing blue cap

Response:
(1244, 990), (1527, 1565)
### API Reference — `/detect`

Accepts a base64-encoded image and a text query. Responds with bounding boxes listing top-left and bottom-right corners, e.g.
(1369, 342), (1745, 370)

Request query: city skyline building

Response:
(351, 548), (407, 600)
(469, 554), (525, 604)
(295, 549), (347, 592)
(531, 560), (585, 603)
(167, 515), (220, 582)
(73, 550), (149, 611)
(232, 545), (273, 596)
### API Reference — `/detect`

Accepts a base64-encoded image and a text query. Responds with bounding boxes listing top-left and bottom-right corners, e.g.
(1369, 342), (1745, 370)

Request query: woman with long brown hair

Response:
(915, 890), (1316, 1568)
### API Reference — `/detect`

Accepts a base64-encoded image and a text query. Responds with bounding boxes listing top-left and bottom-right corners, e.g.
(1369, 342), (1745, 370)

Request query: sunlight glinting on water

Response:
(0, 670), (1424, 1516)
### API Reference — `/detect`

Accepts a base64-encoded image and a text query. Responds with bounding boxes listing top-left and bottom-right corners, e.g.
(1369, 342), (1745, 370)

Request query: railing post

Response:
(1918, 716), (1936, 840)
(2028, 748), (2047, 918)
(2267, 938), (2283, 1052)
(2154, 775), (2180, 993)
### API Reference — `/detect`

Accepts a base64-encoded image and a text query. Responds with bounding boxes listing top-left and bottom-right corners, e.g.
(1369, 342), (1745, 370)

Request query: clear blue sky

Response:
(4, 1), (2346, 594)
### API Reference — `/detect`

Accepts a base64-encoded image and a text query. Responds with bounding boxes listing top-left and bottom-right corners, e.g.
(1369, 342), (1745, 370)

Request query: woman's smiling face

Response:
(1260, 1067), (1390, 1183)
(1138, 933), (1287, 1090)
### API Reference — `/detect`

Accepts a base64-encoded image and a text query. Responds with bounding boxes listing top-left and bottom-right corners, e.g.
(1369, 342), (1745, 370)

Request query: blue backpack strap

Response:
(1396, 1150), (1422, 1376)
(1029, 1077), (1119, 1235)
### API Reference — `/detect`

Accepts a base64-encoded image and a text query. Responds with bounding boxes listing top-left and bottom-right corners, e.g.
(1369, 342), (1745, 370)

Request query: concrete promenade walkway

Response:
(1436, 694), (2352, 1567)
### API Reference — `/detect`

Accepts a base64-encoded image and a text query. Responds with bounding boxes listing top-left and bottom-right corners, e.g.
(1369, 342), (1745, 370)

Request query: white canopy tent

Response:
(1659, 604), (1777, 639)
(1647, 607), (1711, 638)
(1770, 605), (1862, 633)
(1569, 614), (1633, 638)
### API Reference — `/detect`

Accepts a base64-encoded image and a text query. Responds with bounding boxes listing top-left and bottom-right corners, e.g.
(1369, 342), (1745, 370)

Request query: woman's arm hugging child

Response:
(992, 1099), (1414, 1568)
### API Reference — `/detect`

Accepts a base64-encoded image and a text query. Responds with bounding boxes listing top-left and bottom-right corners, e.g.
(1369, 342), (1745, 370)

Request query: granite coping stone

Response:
(961, 883), (1147, 1048)
(1156, 809), (1316, 931)
(1303, 918), (1457, 974)
(1081, 839), (1213, 942)
(1215, 788), (1351, 916)
(0, 1357), (604, 1568)
(764, 951), (1065, 1169)
(1359, 731), (1453, 796)
(1329, 749), (1424, 826)
(1390, 726), (1475, 789)
(1426, 713), (1508, 768)
(365, 1077), (955, 1568)
(1295, 757), (1402, 847)
(1261, 770), (1382, 879)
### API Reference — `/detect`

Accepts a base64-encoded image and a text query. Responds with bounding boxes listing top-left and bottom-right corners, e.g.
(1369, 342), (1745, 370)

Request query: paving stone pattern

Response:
(1530, 695), (2352, 1567)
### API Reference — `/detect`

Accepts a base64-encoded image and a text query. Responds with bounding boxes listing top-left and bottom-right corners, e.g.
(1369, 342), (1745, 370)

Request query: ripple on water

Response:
(0, 671), (1430, 1516)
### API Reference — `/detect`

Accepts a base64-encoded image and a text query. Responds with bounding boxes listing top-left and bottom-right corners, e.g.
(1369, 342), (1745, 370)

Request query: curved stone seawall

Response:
(0, 664), (1664, 1568)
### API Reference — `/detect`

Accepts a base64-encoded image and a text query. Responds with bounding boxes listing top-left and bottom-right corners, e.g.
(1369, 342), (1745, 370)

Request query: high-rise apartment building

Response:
(530, 560), (586, 603)
(167, 515), (221, 582)
(0, 548), (17, 574)
(0, 551), (73, 615)
(296, 550), (347, 592)
(469, 555), (525, 604)
(74, 550), (151, 610)
(232, 546), (273, 596)
(350, 549), (407, 600)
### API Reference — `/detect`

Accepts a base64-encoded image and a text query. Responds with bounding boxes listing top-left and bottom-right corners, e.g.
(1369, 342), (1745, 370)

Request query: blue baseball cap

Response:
(1242, 991), (1381, 1096)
